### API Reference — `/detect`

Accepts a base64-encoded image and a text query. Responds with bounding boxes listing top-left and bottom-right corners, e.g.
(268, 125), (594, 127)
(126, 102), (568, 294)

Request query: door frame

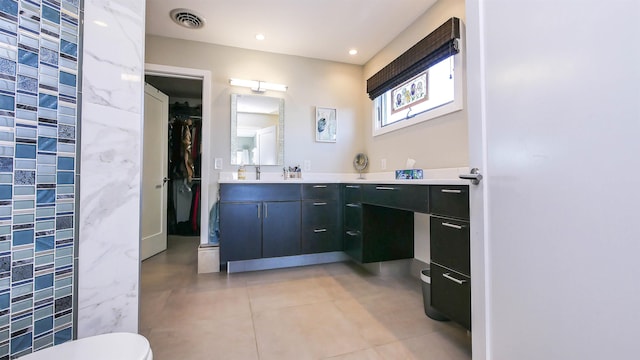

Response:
(144, 63), (212, 247)
(465, 1), (489, 358)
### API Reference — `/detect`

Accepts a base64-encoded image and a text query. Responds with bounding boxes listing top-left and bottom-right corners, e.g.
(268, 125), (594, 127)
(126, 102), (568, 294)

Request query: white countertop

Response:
(218, 167), (470, 186)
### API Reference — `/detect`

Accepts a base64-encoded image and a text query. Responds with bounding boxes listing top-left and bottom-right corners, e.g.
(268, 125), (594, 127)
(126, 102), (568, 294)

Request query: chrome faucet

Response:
(255, 165), (261, 180)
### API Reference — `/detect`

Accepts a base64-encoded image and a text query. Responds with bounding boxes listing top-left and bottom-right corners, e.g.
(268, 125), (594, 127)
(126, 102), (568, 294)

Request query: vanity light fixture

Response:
(229, 78), (288, 93)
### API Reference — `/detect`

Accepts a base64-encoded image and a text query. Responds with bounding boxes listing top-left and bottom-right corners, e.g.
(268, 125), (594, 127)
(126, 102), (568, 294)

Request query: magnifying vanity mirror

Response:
(230, 94), (284, 166)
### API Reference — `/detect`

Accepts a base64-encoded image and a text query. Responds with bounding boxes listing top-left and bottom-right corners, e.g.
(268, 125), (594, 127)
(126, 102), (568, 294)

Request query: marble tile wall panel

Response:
(0, 0), (81, 357)
(77, 0), (144, 338)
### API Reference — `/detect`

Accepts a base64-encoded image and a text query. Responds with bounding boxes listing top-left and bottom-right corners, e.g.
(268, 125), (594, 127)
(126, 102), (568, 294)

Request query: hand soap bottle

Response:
(237, 165), (246, 180)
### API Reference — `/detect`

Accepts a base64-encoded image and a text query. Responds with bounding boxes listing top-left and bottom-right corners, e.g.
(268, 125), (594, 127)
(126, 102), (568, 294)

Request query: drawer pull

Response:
(346, 185), (360, 189)
(264, 203), (268, 218)
(313, 202), (327, 206)
(346, 203), (360, 208)
(443, 273), (468, 285)
(442, 222), (463, 230)
(376, 186), (396, 191)
(313, 185), (327, 188)
(346, 231), (359, 236)
(314, 228), (327, 233)
(441, 189), (462, 194)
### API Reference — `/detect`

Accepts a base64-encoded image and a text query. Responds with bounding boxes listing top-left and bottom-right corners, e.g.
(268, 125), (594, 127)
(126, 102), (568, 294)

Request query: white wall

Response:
(145, 36), (366, 178)
(363, 0), (467, 172)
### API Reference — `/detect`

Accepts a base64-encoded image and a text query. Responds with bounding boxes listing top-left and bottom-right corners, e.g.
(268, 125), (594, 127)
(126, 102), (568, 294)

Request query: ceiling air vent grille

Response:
(170, 8), (205, 29)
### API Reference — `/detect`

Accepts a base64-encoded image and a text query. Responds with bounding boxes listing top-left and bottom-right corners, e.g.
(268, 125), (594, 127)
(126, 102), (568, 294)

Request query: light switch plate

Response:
(303, 160), (311, 171)
(214, 158), (223, 170)
(381, 158), (387, 170)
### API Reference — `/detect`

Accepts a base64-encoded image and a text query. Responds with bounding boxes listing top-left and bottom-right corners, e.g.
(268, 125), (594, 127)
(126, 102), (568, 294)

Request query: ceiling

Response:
(145, 0), (438, 66)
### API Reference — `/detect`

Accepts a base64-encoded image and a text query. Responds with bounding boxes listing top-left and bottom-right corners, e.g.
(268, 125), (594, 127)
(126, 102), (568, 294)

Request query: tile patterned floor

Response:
(140, 236), (472, 360)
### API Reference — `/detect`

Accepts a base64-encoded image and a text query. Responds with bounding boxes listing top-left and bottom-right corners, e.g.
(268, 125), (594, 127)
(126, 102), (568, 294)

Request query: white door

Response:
(466, 1), (640, 359)
(141, 83), (169, 260)
(256, 125), (277, 165)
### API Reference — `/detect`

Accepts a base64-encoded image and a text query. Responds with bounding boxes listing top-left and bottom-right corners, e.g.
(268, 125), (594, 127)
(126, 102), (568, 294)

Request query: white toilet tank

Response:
(18, 332), (152, 360)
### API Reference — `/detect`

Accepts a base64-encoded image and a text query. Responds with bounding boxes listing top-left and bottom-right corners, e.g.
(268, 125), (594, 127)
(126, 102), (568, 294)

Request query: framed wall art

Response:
(315, 106), (337, 142)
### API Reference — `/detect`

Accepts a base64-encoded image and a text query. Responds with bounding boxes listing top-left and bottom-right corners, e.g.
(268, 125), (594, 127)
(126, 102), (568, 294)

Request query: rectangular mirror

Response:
(231, 94), (284, 166)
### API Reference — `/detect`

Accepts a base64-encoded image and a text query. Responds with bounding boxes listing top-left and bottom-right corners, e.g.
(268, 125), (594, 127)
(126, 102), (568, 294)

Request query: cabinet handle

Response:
(264, 203), (268, 218)
(441, 189), (462, 194)
(346, 185), (360, 189)
(314, 228), (327, 233)
(346, 203), (360, 208)
(346, 231), (359, 236)
(442, 222), (464, 230)
(313, 185), (327, 188)
(313, 202), (327, 206)
(257, 204), (261, 219)
(376, 186), (396, 191)
(443, 273), (468, 285)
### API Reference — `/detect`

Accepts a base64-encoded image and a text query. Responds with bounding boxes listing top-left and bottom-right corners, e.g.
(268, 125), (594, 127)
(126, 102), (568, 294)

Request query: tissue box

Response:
(395, 169), (424, 180)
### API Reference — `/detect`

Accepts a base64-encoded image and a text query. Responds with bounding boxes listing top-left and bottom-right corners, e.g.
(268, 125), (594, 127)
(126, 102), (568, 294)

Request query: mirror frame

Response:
(230, 93), (285, 166)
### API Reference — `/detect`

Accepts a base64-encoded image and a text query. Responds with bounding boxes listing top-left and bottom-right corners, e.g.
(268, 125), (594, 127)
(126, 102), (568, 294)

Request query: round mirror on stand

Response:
(353, 153), (369, 179)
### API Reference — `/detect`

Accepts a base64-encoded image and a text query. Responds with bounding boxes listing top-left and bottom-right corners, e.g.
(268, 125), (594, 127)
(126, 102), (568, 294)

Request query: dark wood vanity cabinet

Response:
(301, 184), (341, 254)
(429, 184), (471, 330)
(219, 184), (301, 263)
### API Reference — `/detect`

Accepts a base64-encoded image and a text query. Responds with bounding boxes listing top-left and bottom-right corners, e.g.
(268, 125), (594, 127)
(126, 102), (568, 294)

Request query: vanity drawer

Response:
(362, 184), (428, 213)
(301, 225), (340, 254)
(429, 185), (469, 220)
(343, 203), (362, 230)
(302, 200), (339, 228)
(302, 183), (339, 200)
(343, 229), (363, 262)
(430, 215), (470, 276)
(220, 184), (300, 202)
(343, 184), (362, 203)
(430, 263), (471, 330)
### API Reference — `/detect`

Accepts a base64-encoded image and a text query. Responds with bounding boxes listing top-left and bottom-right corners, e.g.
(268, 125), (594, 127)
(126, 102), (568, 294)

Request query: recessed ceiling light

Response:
(349, 49), (358, 55)
(256, 34), (265, 41)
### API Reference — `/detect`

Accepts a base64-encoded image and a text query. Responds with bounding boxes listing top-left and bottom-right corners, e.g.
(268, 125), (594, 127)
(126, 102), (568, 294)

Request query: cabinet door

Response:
(262, 201), (301, 258)
(219, 202), (262, 263)
(430, 263), (471, 330)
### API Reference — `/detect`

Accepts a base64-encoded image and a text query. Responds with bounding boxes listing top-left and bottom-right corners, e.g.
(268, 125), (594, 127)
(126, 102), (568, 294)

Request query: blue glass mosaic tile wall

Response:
(0, 0), (81, 358)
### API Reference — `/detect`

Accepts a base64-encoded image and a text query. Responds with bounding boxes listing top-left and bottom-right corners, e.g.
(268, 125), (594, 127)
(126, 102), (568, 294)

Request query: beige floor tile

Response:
(374, 330), (472, 360)
(140, 236), (471, 360)
(324, 348), (384, 360)
(248, 277), (333, 313)
(253, 301), (370, 360)
(147, 313), (258, 360)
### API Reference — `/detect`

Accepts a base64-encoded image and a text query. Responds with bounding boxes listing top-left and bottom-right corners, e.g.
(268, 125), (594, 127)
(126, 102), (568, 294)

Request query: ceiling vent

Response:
(169, 8), (205, 29)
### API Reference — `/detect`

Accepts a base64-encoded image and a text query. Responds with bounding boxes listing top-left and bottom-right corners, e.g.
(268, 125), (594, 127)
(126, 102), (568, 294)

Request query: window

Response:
(373, 53), (463, 136)
(366, 17), (463, 136)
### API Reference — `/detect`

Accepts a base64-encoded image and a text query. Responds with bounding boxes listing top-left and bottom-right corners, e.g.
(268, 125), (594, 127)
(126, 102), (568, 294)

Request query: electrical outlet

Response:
(381, 158), (387, 170)
(303, 160), (311, 171)
(214, 158), (223, 170)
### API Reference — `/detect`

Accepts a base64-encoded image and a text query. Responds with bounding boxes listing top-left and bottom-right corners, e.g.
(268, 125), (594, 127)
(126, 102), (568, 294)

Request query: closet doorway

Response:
(142, 64), (212, 259)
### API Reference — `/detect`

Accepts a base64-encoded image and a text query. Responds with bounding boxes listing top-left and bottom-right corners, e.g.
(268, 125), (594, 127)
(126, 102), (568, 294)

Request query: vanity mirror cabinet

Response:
(230, 94), (284, 166)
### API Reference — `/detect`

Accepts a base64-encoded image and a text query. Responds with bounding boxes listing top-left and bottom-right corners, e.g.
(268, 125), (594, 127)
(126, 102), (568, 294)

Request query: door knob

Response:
(459, 168), (483, 185)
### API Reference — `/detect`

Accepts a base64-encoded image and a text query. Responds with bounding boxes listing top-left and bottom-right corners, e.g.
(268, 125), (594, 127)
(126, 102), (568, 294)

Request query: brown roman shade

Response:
(367, 17), (461, 100)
